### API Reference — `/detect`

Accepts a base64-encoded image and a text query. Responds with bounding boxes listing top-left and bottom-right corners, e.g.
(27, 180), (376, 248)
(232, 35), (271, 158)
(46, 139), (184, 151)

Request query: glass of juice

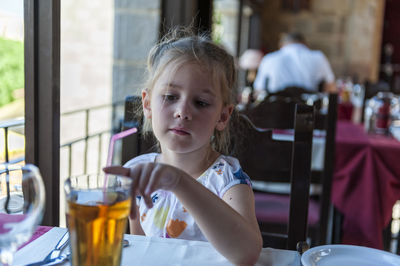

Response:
(64, 173), (132, 266)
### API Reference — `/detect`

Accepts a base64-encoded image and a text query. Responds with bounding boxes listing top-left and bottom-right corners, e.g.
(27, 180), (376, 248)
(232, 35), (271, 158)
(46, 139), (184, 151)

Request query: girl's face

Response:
(142, 62), (232, 155)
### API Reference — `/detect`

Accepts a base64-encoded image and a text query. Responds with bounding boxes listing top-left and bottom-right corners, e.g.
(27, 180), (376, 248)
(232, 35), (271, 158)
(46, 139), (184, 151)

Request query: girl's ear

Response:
(216, 104), (234, 131)
(142, 89), (152, 119)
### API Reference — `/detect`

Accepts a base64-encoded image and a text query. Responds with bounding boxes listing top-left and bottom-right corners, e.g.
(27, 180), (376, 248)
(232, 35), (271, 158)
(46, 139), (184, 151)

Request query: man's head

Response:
(279, 32), (305, 48)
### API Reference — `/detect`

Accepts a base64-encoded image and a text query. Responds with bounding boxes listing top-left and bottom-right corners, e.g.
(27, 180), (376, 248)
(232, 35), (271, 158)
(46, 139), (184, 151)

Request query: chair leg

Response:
(382, 221), (392, 252)
(332, 207), (343, 244)
(323, 204), (335, 245)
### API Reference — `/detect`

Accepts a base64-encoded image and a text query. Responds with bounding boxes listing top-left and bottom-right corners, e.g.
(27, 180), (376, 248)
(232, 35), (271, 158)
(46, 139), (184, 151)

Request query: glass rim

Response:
(64, 172), (132, 193)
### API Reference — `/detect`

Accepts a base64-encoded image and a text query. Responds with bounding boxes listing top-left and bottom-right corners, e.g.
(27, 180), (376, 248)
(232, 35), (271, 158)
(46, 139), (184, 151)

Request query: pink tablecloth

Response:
(333, 121), (400, 249)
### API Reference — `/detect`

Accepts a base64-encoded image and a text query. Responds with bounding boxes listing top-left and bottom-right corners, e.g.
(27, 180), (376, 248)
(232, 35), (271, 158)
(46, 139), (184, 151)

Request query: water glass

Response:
(0, 164), (45, 265)
(364, 92), (400, 135)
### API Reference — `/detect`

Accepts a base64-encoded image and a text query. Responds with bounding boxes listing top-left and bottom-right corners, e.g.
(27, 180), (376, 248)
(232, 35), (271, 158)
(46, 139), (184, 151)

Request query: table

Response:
(13, 227), (300, 266)
(333, 121), (400, 249)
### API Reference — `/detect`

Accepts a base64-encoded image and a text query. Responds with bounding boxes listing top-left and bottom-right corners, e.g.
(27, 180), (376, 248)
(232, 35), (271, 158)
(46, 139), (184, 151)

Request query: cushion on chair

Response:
(254, 192), (320, 225)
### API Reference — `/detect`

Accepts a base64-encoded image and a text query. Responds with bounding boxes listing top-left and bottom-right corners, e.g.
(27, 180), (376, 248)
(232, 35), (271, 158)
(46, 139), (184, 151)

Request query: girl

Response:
(104, 29), (262, 265)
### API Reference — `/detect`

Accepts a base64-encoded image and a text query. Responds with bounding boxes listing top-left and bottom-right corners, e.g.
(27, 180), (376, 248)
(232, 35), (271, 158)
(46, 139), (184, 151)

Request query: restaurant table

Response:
(333, 120), (400, 250)
(13, 227), (300, 266)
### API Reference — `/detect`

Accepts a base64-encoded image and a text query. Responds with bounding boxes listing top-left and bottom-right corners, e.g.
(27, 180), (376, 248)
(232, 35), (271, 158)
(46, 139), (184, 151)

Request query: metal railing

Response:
(1, 101), (125, 176)
(0, 118), (25, 165)
(59, 101), (124, 177)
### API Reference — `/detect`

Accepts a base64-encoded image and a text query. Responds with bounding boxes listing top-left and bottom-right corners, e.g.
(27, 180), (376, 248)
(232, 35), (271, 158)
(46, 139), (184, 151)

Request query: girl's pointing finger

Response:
(103, 166), (130, 177)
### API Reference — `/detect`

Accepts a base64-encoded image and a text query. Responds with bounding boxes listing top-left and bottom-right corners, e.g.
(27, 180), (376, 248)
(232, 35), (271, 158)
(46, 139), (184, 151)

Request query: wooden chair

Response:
(231, 104), (315, 250)
(240, 93), (339, 247)
(121, 95), (157, 165)
(309, 93), (339, 245)
(266, 86), (310, 100)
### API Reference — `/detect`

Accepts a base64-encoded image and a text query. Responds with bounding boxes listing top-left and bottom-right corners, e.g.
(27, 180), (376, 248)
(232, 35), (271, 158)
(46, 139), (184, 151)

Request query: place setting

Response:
(20, 230), (131, 266)
(0, 162), (132, 266)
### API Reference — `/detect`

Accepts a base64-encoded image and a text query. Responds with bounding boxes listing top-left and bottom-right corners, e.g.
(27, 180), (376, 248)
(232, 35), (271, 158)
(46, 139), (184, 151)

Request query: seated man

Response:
(253, 32), (337, 99)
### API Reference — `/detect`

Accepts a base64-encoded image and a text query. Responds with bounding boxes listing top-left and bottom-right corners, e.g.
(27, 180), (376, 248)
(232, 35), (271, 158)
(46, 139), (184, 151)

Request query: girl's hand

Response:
(103, 163), (184, 218)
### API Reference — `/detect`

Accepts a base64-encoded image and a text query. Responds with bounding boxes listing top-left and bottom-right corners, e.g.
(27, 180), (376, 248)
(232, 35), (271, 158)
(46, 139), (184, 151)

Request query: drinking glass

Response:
(364, 92), (400, 135)
(64, 173), (132, 266)
(0, 164), (45, 265)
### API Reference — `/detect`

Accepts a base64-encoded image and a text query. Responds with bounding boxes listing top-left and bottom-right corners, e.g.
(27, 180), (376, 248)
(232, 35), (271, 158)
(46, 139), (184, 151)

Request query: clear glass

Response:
(364, 92), (400, 135)
(0, 164), (45, 265)
(64, 173), (132, 266)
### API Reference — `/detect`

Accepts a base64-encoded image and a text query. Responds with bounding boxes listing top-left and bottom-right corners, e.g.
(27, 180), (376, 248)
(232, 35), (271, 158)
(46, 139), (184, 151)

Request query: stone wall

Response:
(59, 0), (160, 177)
(260, 0), (385, 82)
(59, 0), (116, 225)
(113, 0), (160, 101)
(61, 0), (114, 112)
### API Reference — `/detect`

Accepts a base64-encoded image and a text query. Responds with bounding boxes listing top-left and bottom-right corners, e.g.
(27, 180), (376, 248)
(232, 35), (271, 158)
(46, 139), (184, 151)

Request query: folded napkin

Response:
(13, 227), (69, 266)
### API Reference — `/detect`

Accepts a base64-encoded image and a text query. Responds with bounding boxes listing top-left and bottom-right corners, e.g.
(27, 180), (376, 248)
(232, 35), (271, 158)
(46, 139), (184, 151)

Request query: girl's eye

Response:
(163, 94), (177, 101)
(196, 100), (210, 107)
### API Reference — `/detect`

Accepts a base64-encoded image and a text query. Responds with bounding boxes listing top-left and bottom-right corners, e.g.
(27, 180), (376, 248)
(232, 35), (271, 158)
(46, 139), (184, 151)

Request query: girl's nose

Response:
(174, 101), (192, 120)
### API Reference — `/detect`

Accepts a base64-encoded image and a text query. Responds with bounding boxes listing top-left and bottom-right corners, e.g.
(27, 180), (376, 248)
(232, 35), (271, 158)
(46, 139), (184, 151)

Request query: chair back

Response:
(243, 92), (339, 246)
(287, 104), (314, 249)
(233, 103), (314, 250)
(313, 93), (338, 245)
(121, 95), (157, 164)
(243, 97), (297, 130)
(266, 86), (310, 100)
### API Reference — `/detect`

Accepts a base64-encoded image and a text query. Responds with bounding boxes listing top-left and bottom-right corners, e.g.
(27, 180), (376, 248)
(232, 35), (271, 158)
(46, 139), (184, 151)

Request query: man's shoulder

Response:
(260, 50), (284, 65)
(264, 49), (284, 59)
(307, 48), (328, 59)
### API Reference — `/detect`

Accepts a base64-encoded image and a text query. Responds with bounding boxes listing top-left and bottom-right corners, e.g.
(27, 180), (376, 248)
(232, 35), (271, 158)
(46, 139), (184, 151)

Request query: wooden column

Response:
(24, 0), (60, 226)
(160, 0), (213, 37)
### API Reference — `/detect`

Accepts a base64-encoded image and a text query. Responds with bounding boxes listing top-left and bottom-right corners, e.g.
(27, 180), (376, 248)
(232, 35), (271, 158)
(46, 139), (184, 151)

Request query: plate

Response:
(301, 244), (400, 266)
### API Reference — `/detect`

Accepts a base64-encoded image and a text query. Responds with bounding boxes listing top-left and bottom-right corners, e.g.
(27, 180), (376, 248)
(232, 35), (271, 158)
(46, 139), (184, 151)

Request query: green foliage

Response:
(0, 37), (24, 107)
(212, 10), (223, 44)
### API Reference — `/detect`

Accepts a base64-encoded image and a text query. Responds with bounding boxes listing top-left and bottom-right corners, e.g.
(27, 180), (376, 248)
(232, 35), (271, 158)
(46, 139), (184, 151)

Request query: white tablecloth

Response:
(13, 227), (300, 266)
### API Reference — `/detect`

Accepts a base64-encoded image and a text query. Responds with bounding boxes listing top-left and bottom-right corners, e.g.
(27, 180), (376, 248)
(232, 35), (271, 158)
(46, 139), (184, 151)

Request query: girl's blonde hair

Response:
(142, 27), (237, 154)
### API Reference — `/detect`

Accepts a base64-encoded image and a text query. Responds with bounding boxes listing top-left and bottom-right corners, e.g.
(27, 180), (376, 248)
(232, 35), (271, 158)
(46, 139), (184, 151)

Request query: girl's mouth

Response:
(170, 128), (190, 135)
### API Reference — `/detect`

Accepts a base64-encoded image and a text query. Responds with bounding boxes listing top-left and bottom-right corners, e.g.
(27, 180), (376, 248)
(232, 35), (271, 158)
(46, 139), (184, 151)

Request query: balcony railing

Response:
(0, 118), (25, 165)
(1, 101), (124, 177)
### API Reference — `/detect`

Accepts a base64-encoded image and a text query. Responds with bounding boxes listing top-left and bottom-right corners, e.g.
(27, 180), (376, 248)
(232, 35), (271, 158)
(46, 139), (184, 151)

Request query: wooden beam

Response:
(160, 0), (212, 37)
(24, 0), (60, 226)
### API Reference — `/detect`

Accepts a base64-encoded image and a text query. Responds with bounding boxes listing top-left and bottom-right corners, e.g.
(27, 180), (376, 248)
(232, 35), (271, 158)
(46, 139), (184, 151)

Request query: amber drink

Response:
(65, 174), (132, 266)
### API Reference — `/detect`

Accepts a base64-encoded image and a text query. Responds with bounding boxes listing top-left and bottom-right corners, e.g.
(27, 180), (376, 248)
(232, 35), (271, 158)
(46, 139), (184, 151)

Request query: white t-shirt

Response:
(253, 43), (335, 93)
(124, 153), (251, 241)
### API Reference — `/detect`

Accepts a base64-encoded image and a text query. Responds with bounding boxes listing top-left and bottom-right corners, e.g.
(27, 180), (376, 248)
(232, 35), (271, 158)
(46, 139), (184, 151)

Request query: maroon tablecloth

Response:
(333, 121), (400, 249)
(337, 102), (354, 121)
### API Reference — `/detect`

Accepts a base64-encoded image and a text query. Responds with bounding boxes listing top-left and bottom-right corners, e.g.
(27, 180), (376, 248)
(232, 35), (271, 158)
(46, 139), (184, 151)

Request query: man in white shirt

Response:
(253, 32), (336, 97)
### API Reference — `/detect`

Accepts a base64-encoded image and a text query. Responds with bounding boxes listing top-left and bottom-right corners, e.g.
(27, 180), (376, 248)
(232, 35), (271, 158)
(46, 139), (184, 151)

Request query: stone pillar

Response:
(113, 0), (160, 101)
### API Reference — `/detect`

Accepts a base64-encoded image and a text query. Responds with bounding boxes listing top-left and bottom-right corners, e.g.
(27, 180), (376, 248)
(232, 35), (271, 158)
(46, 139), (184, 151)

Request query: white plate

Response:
(301, 244), (400, 266)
